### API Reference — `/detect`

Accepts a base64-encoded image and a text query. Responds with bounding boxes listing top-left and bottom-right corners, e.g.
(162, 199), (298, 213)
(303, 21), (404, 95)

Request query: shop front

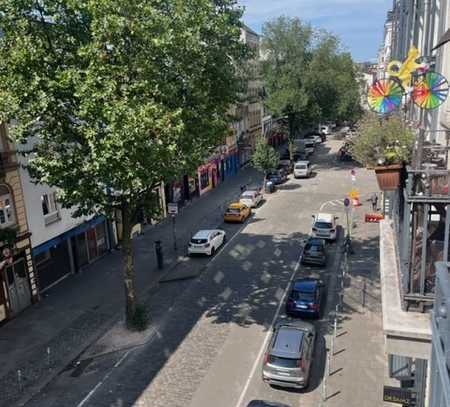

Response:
(0, 235), (37, 321)
(32, 215), (109, 292)
(198, 158), (220, 196)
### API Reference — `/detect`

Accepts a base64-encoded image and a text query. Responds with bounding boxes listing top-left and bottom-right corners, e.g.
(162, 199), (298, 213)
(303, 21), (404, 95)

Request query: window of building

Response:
(0, 185), (15, 227)
(41, 192), (60, 225)
(200, 170), (209, 190)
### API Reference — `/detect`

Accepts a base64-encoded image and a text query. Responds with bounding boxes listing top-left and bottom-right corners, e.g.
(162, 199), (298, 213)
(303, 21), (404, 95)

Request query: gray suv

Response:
(262, 320), (316, 389)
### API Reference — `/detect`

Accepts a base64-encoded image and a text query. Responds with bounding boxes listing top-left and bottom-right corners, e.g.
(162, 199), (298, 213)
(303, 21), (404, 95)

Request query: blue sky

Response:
(238, 0), (393, 62)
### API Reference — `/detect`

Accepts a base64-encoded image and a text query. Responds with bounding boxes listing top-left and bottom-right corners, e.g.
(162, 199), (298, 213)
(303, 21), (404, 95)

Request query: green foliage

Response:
(261, 17), (362, 135)
(129, 303), (150, 331)
(252, 138), (280, 174)
(0, 0), (247, 221)
(0, 0), (248, 327)
(350, 114), (415, 167)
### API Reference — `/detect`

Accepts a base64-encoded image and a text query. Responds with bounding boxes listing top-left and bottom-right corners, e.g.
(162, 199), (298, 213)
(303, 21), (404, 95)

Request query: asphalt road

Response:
(25, 138), (364, 407)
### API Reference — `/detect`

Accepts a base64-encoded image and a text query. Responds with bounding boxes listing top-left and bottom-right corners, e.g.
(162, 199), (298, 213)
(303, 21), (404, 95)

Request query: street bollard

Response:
(362, 279), (366, 308)
(47, 347), (51, 367)
(17, 370), (23, 392)
(154, 240), (164, 269)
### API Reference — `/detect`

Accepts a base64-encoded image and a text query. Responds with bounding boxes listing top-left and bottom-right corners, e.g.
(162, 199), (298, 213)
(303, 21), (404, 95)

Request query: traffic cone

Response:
(352, 196), (361, 207)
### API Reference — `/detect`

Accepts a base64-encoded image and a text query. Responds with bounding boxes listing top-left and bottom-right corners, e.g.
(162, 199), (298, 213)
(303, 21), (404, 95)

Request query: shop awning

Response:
(33, 215), (106, 256)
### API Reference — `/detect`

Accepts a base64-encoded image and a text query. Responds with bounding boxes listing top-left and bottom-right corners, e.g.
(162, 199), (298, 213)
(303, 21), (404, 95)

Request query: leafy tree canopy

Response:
(0, 0), (248, 220)
(0, 0), (248, 325)
(261, 16), (362, 137)
(252, 137), (280, 174)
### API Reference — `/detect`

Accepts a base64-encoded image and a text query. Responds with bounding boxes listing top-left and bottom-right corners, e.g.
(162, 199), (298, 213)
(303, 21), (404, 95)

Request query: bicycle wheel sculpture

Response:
(412, 71), (449, 109)
(367, 79), (404, 114)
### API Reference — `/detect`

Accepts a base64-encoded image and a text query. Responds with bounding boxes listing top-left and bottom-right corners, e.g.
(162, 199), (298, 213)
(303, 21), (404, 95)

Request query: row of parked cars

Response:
(260, 212), (339, 396)
(187, 188), (263, 256)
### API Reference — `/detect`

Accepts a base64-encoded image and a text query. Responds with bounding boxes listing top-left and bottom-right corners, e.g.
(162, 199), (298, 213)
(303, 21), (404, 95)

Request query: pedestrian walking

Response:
(370, 192), (378, 211)
(240, 184), (246, 194)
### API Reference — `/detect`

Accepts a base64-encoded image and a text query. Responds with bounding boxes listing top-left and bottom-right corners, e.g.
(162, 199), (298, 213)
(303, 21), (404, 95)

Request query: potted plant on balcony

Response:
(350, 114), (415, 190)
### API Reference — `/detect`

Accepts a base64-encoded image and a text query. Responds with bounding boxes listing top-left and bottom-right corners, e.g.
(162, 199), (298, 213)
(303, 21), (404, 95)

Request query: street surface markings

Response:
(234, 248), (304, 407)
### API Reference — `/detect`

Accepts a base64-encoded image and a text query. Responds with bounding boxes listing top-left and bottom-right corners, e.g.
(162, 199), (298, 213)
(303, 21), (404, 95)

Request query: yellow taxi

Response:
(224, 202), (251, 223)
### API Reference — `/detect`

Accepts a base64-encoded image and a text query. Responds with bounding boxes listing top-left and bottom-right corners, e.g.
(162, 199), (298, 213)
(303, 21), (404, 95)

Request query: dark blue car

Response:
(285, 278), (325, 318)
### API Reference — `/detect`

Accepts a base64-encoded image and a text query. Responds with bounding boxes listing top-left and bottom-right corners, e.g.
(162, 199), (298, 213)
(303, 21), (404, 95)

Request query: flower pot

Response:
(374, 164), (403, 190)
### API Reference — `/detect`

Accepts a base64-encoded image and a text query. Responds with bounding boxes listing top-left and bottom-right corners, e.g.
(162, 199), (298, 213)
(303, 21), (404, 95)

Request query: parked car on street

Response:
(224, 202), (251, 223)
(285, 278), (326, 318)
(293, 161), (312, 178)
(188, 229), (226, 256)
(247, 401), (291, 407)
(240, 190), (263, 208)
(311, 213), (338, 241)
(304, 139), (315, 155)
(262, 320), (316, 389)
(304, 132), (322, 145)
(267, 170), (287, 185)
(278, 159), (293, 174)
(301, 237), (327, 266)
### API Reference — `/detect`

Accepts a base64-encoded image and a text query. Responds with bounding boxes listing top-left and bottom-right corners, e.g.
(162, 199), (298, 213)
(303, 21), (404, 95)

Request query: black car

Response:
(247, 401), (291, 407)
(267, 170), (287, 184)
(285, 278), (326, 318)
(301, 237), (327, 266)
(281, 150), (306, 162)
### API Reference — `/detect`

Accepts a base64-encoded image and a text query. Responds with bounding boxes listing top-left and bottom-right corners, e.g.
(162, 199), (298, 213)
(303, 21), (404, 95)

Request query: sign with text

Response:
(167, 203), (178, 216)
(383, 386), (416, 406)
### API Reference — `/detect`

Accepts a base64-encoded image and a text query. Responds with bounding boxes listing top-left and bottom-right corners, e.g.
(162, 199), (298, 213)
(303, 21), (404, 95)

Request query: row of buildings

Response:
(377, 2), (450, 407)
(0, 24), (285, 324)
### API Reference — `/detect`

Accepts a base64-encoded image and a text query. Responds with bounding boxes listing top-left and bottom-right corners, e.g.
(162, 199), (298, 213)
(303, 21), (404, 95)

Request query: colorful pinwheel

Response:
(367, 79), (404, 114)
(412, 71), (449, 109)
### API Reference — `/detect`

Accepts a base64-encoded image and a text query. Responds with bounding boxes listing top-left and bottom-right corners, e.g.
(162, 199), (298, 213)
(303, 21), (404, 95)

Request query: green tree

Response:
(252, 137), (280, 185)
(261, 17), (362, 158)
(261, 16), (313, 160)
(0, 0), (247, 327)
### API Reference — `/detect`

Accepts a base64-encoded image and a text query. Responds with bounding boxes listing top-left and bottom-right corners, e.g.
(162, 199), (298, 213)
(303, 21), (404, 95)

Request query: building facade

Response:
(0, 123), (37, 322)
(378, 1), (450, 406)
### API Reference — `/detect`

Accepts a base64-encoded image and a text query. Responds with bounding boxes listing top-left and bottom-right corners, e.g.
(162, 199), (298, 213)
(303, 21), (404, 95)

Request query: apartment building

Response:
(378, 1), (450, 406)
(0, 124), (37, 323)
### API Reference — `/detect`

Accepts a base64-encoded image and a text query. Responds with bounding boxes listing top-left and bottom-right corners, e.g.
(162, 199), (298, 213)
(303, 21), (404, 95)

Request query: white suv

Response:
(311, 213), (338, 241)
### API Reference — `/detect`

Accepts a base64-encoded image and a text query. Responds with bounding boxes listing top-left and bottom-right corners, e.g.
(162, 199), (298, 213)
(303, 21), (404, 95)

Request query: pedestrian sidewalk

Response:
(324, 201), (386, 407)
(0, 166), (263, 407)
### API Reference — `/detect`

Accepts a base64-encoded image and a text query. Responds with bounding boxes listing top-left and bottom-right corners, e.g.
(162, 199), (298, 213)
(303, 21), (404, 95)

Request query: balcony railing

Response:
(428, 262), (450, 407)
(392, 129), (450, 310)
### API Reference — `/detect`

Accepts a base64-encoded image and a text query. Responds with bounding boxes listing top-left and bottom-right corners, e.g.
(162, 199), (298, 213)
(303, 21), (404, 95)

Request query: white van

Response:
(294, 161), (312, 178)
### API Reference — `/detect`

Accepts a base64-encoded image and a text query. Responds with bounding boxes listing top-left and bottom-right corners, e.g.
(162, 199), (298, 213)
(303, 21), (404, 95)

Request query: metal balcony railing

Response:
(392, 130), (450, 310)
(428, 262), (450, 407)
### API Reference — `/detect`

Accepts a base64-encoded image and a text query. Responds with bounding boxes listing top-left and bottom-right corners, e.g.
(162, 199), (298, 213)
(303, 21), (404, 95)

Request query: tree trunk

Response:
(288, 113), (295, 163)
(121, 204), (137, 327)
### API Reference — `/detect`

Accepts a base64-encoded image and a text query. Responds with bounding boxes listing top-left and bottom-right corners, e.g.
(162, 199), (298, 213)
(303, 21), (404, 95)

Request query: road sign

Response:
(167, 202), (178, 216)
(343, 198), (350, 207)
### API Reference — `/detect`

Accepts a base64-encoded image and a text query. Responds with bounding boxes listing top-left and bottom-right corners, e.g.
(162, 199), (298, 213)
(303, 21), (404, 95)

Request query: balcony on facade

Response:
(396, 129), (450, 311)
(429, 262), (450, 407)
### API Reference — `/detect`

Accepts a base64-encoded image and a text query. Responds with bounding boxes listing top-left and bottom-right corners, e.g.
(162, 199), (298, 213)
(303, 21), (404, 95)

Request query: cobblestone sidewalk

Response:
(0, 165), (263, 407)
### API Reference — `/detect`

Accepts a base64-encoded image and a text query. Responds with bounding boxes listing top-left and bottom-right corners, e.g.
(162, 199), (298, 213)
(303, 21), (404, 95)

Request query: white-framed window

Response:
(0, 185), (15, 227)
(41, 192), (60, 225)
